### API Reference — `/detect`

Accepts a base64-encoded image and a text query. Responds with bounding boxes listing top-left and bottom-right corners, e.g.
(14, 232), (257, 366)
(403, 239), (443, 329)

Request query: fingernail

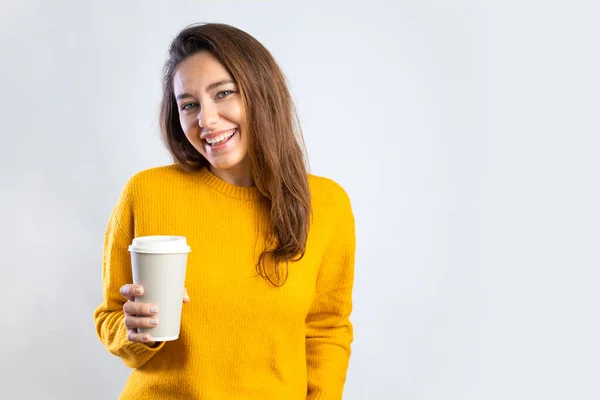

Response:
(134, 287), (142, 295)
(149, 306), (158, 313)
(149, 319), (158, 326)
(143, 335), (151, 341)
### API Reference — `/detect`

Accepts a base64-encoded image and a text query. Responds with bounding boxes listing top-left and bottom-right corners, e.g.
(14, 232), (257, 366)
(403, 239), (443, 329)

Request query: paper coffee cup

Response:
(128, 236), (191, 341)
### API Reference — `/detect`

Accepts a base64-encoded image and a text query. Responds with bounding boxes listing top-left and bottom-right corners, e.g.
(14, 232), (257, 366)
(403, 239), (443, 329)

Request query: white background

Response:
(1, 0), (599, 399)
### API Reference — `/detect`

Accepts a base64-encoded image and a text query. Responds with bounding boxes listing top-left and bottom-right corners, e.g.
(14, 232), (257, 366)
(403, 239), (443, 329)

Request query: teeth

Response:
(205, 129), (235, 145)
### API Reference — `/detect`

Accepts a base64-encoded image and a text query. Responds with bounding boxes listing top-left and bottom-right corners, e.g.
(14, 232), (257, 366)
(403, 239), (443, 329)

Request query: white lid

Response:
(128, 236), (191, 254)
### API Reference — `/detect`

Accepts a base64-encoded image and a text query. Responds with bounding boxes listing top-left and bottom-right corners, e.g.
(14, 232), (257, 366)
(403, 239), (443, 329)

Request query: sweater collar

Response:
(197, 167), (263, 201)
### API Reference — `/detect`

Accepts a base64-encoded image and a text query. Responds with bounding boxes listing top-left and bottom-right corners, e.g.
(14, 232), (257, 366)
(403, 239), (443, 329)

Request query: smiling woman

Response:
(93, 23), (356, 400)
(172, 53), (249, 183)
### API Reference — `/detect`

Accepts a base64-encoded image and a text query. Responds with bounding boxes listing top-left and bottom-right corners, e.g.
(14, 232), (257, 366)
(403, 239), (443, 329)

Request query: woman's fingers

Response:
(119, 284), (162, 346)
(120, 284), (187, 344)
(120, 284), (144, 301)
(123, 300), (158, 316)
(127, 329), (155, 344)
(121, 284), (190, 303)
(124, 314), (159, 330)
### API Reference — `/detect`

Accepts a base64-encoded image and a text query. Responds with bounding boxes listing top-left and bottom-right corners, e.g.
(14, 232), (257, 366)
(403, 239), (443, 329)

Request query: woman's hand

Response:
(119, 284), (190, 346)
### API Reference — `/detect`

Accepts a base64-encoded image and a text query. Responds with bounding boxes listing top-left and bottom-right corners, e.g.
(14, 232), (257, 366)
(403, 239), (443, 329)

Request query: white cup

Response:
(128, 236), (191, 341)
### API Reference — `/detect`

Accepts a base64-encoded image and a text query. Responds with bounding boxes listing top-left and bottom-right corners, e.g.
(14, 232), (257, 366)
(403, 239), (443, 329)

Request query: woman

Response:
(94, 23), (355, 399)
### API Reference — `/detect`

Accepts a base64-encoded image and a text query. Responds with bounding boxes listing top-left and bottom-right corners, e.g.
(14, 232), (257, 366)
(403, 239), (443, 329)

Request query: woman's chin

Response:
(208, 154), (245, 172)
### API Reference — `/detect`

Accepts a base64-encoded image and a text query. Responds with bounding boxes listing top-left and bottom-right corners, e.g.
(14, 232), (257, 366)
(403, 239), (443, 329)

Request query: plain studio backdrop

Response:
(1, 0), (599, 399)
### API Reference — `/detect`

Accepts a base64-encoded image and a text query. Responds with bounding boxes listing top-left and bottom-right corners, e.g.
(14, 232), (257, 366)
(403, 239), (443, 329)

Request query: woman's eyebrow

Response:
(205, 79), (235, 91)
(176, 80), (236, 101)
(176, 93), (194, 101)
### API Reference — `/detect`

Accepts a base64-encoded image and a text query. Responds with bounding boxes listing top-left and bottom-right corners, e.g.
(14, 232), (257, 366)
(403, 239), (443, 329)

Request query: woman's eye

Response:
(216, 90), (234, 99)
(181, 103), (199, 111)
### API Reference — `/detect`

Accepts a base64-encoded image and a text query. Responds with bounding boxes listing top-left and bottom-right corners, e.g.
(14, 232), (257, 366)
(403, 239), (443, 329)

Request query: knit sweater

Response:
(93, 165), (355, 400)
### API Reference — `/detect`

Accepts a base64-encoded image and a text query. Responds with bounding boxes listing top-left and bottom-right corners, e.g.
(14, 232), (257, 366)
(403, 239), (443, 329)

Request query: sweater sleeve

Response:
(93, 179), (165, 369)
(305, 185), (356, 399)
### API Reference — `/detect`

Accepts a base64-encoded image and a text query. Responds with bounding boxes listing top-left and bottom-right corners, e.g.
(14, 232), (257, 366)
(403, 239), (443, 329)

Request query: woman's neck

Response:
(209, 158), (254, 187)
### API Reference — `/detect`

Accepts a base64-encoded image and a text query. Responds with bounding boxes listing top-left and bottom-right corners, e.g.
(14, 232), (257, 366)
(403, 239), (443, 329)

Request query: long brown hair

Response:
(160, 23), (311, 286)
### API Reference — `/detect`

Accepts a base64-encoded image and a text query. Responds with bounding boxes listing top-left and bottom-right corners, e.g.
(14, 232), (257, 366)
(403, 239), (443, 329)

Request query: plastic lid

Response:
(128, 236), (191, 254)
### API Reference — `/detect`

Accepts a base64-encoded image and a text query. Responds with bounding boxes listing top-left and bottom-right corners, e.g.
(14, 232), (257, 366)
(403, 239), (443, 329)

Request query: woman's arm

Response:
(305, 185), (356, 399)
(93, 180), (165, 368)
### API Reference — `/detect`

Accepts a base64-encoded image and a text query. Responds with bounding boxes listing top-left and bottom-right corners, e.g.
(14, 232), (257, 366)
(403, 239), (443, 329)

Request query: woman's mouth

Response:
(203, 128), (238, 151)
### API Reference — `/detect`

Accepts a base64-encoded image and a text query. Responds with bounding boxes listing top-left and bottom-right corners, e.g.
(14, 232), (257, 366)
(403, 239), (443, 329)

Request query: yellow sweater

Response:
(94, 165), (355, 400)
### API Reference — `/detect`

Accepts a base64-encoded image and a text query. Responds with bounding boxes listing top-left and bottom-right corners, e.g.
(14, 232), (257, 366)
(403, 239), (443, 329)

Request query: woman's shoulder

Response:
(128, 164), (183, 182)
(120, 164), (189, 195)
(308, 173), (352, 214)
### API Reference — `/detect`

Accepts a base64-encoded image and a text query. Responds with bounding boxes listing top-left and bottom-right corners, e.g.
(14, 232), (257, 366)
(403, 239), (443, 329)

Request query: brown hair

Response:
(160, 23), (311, 286)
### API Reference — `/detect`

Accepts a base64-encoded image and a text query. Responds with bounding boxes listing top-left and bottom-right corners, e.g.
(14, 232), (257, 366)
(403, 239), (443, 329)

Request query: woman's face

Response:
(173, 51), (249, 174)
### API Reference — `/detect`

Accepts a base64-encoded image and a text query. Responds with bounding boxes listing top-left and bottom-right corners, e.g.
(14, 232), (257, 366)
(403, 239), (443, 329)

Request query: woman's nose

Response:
(198, 104), (219, 128)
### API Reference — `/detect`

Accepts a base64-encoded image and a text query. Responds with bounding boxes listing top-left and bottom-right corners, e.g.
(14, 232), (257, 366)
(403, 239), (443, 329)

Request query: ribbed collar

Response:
(197, 167), (263, 201)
